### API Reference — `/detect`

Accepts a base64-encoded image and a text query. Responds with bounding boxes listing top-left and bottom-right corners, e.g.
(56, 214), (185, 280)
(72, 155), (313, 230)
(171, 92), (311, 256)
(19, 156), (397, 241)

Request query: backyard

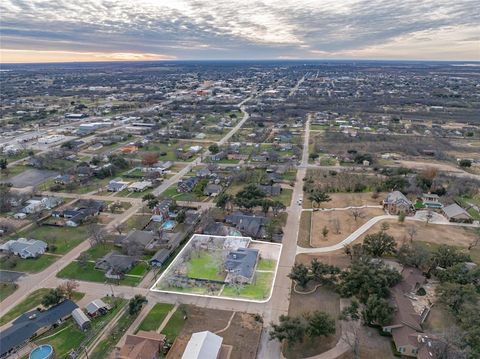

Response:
(137, 303), (174, 332)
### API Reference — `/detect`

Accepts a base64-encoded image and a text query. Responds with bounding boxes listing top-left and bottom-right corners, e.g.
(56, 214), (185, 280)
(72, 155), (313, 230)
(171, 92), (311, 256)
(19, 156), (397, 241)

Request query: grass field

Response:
(187, 252), (225, 281)
(20, 225), (90, 254)
(137, 303), (174, 332)
(0, 283), (17, 302)
(257, 259), (276, 271)
(0, 289), (84, 326)
(0, 254), (57, 273)
(274, 188), (293, 206)
(122, 214), (151, 231)
(58, 260), (147, 286)
(222, 271), (273, 300)
(162, 305), (187, 342)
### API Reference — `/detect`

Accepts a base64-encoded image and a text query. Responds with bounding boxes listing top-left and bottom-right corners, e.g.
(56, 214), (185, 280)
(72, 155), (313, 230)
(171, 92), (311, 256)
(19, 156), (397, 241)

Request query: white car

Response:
(298, 197), (303, 205)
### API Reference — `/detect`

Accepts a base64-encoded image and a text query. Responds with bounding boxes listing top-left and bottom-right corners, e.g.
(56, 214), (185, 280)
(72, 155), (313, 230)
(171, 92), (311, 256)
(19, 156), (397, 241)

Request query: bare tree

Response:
(58, 280), (79, 299)
(350, 209), (363, 222)
(341, 321), (361, 359)
(332, 218), (341, 235)
(114, 222), (126, 235)
(407, 226), (418, 243)
(87, 224), (107, 247)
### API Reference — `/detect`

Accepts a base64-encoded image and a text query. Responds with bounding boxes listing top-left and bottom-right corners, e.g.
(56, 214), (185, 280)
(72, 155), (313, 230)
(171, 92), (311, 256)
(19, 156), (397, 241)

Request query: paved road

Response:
(257, 118), (311, 358)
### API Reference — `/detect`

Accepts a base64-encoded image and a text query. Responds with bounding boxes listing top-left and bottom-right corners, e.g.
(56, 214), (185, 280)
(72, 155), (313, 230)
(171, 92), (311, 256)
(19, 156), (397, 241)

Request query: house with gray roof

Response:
(95, 251), (137, 279)
(443, 203), (473, 223)
(383, 191), (414, 214)
(0, 300), (77, 358)
(0, 238), (47, 259)
(225, 247), (259, 284)
(225, 212), (270, 238)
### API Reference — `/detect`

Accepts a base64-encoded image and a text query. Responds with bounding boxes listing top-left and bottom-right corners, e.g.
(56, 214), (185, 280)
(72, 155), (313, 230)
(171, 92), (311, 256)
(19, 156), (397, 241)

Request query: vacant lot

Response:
(165, 305), (262, 359)
(0, 282), (17, 302)
(0, 254), (57, 273)
(284, 286), (341, 359)
(310, 208), (384, 247)
(358, 220), (479, 248)
(6, 168), (58, 188)
(303, 191), (384, 209)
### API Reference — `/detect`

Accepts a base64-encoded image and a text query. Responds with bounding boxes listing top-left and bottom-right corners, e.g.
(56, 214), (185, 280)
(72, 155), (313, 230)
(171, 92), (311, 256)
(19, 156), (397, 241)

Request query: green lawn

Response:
(0, 254), (57, 273)
(0, 289), (84, 326)
(161, 185), (207, 202)
(126, 262), (149, 276)
(0, 283), (17, 302)
(222, 271), (273, 300)
(187, 252), (225, 281)
(137, 303), (174, 332)
(58, 260), (147, 286)
(257, 259), (276, 271)
(162, 305), (187, 342)
(274, 188), (293, 206)
(122, 215), (151, 231)
(20, 225), (90, 254)
(57, 262), (107, 283)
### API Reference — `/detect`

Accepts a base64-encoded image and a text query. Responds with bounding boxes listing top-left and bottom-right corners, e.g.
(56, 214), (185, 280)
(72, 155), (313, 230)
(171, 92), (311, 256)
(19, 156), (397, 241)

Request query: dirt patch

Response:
(324, 193), (384, 209)
(172, 306), (262, 359)
(295, 253), (351, 270)
(284, 286), (341, 359)
(297, 212), (312, 247)
(310, 208), (384, 247)
(304, 192), (384, 209)
(357, 219), (479, 248)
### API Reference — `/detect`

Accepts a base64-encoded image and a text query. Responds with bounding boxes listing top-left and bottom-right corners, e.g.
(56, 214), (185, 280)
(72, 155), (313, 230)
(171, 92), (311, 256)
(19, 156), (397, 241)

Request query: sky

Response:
(1, 0), (479, 63)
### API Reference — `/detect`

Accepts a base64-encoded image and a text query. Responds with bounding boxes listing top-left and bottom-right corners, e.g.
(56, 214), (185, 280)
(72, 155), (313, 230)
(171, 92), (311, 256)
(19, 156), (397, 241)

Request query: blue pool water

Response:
(161, 220), (176, 231)
(29, 345), (54, 359)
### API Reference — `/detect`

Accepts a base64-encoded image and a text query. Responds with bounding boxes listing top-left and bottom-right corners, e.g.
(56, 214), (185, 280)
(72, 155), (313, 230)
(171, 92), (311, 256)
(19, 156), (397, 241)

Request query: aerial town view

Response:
(0, 1), (479, 359)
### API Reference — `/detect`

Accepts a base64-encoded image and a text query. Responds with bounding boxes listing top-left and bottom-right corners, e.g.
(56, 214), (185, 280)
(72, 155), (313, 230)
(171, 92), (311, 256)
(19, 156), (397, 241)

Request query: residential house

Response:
(225, 212), (270, 238)
(442, 203), (473, 223)
(258, 184), (282, 196)
(121, 230), (155, 250)
(128, 181), (153, 192)
(225, 247), (259, 283)
(383, 191), (414, 214)
(119, 331), (166, 359)
(177, 177), (199, 193)
(149, 249), (170, 267)
(383, 268), (429, 357)
(95, 251), (137, 279)
(210, 151), (226, 161)
(422, 193), (442, 209)
(196, 168), (212, 178)
(107, 179), (130, 192)
(0, 238), (47, 259)
(0, 300), (78, 358)
(54, 174), (76, 185)
(203, 183), (223, 197)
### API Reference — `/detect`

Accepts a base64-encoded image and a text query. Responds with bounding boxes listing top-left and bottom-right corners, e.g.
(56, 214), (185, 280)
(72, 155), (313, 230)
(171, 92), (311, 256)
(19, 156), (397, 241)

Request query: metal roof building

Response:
(181, 331), (223, 359)
(72, 308), (91, 330)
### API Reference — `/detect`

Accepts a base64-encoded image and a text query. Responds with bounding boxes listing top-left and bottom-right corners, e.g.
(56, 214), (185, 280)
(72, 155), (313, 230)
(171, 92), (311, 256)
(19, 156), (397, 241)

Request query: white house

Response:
(0, 238), (47, 258)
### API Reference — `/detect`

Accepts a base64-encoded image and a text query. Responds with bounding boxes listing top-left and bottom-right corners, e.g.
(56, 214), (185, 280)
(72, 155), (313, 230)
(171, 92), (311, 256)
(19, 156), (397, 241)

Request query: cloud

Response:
(0, 0), (479, 62)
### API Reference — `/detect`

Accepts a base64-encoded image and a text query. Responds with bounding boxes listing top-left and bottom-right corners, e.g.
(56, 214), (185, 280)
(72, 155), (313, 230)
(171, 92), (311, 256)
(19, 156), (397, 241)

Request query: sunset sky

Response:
(1, 0), (479, 63)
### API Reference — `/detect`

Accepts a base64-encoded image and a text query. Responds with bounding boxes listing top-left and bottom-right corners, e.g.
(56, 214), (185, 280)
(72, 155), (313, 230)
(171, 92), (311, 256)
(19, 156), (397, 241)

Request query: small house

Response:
(443, 203), (473, 223)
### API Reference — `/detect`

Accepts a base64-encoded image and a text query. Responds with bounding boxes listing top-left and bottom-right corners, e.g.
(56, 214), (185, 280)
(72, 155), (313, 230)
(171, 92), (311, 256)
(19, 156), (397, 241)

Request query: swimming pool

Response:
(29, 345), (54, 359)
(161, 220), (177, 231)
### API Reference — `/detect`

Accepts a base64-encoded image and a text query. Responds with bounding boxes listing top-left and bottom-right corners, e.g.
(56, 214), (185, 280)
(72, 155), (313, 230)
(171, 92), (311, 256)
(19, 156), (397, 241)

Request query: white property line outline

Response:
(150, 234), (282, 304)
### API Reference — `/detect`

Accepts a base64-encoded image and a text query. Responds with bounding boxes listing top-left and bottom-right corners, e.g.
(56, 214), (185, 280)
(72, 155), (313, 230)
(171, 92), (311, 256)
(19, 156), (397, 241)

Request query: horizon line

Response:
(2, 58), (479, 66)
